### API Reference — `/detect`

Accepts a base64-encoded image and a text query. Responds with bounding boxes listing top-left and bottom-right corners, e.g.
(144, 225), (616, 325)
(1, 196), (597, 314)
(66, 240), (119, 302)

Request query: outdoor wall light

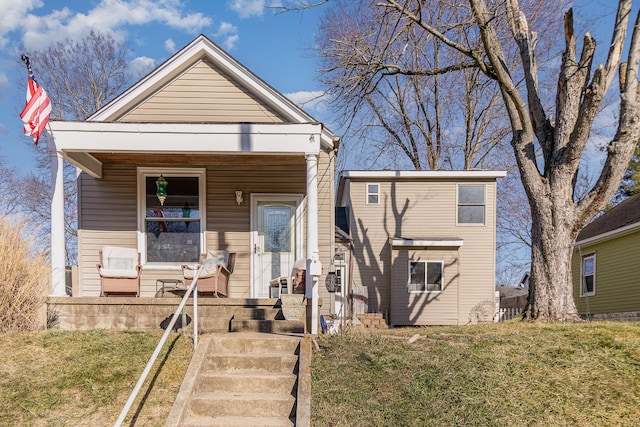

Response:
(235, 190), (243, 205)
(156, 175), (168, 206)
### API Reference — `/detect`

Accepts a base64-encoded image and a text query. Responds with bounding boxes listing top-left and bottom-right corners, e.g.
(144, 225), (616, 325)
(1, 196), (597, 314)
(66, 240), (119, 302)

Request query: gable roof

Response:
(89, 34), (320, 126)
(577, 193), (640, 243)
(49, 34), (337, 178)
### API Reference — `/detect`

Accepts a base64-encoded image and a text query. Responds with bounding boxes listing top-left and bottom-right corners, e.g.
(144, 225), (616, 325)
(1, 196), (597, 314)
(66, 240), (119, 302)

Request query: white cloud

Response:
(285, 90), (330, 113)
(222, 35), (240, 51)
(128, 56), (156, 79)
(18, 0), (212, 50)
(227, 0), (265, 19)
(215, 21), (239, 51)
(0, 0), (43, 48)
(164, 38), (176, 52)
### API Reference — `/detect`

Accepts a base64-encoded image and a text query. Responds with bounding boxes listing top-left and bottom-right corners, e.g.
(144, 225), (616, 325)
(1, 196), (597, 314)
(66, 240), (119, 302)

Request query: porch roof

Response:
(48, 121), (325, 178)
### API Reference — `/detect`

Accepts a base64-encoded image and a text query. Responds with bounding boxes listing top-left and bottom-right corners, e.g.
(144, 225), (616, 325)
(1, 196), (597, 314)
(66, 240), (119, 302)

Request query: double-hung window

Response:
(457, 184), (486, 225)
(408, 260), (443, 292)
(138, 168), (205, 264)
(366, 183), (380, 205)
(581, 254), (595, 296)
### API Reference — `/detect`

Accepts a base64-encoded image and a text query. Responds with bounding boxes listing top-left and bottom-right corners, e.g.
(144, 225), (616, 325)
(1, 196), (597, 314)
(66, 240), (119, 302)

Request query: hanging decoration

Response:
(156, 175), (168, 205)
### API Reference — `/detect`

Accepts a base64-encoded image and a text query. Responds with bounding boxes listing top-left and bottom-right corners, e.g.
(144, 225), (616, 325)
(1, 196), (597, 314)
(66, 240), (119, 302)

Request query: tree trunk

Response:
(525, 202), (581, 321)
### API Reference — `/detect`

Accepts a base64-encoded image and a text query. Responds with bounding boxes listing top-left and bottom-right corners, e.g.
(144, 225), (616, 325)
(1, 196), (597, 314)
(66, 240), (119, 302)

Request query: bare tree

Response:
(19, 31), (132, 265)
(368, 0), (640, 320)
(318, 0), (512, 171)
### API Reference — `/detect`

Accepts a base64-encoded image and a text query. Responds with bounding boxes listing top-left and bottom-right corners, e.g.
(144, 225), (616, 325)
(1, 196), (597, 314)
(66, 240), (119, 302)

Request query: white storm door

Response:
(251, 195), (302, 298)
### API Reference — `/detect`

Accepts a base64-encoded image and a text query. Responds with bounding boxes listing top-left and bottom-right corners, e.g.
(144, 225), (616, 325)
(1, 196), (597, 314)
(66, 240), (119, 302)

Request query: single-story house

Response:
(572, 193), (640, 320)
(46, 34), (339, 333)
(335, 170), (506, 326)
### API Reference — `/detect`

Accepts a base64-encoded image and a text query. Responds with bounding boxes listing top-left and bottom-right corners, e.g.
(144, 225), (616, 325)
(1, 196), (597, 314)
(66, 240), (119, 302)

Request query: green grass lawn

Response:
(0, 322), (639, 426)
(311, 321), (640, 426)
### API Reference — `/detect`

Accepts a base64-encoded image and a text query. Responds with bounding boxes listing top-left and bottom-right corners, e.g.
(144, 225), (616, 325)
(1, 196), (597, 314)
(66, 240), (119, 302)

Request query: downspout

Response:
(46, 132), (67, 296)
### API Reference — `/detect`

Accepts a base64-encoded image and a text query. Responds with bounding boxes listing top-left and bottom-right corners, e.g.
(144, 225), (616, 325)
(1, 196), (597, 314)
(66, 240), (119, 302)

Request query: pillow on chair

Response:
(183, 250), (228, 279)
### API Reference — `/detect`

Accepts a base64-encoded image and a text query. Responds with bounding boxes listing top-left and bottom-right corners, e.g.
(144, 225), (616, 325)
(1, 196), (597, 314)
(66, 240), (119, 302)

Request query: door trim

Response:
(250, 193), (304, 298)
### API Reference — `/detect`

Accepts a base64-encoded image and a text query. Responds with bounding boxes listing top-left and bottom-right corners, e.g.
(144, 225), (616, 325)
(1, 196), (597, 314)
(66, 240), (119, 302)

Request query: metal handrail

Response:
(113, 263), (203, 427)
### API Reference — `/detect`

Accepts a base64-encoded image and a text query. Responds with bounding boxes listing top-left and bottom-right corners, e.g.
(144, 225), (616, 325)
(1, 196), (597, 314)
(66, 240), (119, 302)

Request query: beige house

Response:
(336, 170), (505, 326)
(47, 35), (338, 333)
(572, 193), (640, 320)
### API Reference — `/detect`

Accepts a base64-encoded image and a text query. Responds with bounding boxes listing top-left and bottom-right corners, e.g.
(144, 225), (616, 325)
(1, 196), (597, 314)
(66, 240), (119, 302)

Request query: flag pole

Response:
(21, 55), (65, 297)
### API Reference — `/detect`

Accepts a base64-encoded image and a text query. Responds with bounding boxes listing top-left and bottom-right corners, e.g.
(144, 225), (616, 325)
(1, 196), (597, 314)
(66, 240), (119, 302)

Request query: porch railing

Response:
(113, 264), (204, 427)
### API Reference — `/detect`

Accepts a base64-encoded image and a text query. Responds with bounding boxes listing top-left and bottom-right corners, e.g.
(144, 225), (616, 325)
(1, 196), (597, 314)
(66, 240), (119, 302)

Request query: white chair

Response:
(97, 246), (141, 297)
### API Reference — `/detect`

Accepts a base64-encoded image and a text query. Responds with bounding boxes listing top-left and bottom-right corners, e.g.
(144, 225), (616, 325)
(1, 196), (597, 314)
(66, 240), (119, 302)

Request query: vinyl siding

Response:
(317, 148), (336, 318)
(345, 178), (497, 324)
(119, 58), (285, 123)
(77, 151), (335, 299)
(390, 248), (459, 325)
(572, 230), (640, 314)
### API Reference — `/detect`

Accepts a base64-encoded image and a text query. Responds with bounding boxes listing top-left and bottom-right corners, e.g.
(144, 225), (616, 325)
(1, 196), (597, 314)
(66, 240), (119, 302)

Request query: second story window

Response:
(457, 184), (486, 225)
(366, 183), (380, 205)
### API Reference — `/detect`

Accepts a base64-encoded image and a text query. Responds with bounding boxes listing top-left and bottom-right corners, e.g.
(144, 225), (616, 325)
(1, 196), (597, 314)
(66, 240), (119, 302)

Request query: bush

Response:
(0, 216), (49, 331)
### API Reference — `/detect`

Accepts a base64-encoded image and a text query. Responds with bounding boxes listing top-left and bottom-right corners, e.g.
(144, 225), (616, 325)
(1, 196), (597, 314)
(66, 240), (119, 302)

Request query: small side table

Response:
(156, 278), (185, 297)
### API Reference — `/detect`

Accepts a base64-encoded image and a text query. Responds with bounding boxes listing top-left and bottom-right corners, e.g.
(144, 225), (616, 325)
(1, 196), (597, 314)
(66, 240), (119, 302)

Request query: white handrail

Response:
(113, 264), (203, 427)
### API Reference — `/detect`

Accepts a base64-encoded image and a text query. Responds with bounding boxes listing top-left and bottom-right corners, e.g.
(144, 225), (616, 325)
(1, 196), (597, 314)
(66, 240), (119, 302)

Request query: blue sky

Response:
(0, 0), (632, 175)
(0, 0), (331, 172)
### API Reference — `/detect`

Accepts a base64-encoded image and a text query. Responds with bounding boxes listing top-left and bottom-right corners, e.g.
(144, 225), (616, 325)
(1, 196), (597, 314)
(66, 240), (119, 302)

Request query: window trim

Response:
(137, 167), (206, 268)
(580, 253), (596, 297)
(366, 183), (380, 205)
(456, 183), (486, 226)
(407, 259), (444, 293)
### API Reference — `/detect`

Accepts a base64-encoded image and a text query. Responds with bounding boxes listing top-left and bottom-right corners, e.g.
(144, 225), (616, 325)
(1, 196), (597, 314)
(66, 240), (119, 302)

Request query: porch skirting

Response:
(47, 297), (311, 333)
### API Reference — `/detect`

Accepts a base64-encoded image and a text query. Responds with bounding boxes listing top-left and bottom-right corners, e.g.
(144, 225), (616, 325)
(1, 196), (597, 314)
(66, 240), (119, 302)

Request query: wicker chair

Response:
(97, 246), (141, 296)
(181, 250), (236, 297)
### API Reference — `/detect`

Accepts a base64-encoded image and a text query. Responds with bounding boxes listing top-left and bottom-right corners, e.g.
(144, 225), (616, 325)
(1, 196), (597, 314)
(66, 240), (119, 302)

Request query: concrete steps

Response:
(167, 333), (305, 426)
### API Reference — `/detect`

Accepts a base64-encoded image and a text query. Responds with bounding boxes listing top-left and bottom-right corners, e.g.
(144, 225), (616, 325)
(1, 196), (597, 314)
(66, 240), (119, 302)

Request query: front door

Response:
(251, 195), (303, 298)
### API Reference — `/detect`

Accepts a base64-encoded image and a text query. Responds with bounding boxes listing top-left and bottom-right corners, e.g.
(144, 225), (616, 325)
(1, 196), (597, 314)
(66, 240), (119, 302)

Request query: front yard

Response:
(0, 322), (639, 426)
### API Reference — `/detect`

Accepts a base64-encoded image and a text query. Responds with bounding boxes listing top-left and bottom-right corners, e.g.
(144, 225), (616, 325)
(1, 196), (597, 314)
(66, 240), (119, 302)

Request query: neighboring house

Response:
(335, 170), (506, 326)
(572, 193), (640, 320)
(47, 35), (338, 333)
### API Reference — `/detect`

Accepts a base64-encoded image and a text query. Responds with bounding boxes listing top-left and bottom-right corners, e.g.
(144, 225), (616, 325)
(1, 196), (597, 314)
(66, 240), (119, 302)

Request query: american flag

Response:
(19, 55), (51, 146)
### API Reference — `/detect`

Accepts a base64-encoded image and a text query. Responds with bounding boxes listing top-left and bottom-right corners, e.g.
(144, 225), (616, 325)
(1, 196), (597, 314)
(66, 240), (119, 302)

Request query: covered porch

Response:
(46, 122), (335, 334)
(43, 35), (339, 334)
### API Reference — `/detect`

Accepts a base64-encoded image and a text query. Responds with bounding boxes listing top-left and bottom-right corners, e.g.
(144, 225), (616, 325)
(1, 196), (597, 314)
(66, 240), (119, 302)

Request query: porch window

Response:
(457, 184), (485, 225)
(581, 254), (595, 296)
(408, 260), (443, 292)
(138, 168), (205, 264)
(366, 183), (380, 205)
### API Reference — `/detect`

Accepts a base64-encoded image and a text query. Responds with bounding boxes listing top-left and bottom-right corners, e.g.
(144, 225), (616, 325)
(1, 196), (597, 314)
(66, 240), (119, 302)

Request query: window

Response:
(457, 184), (486, 225)
(366, 183), (380, 204)
(581, 254), (595, 296)
(408, 260), (443, 292)
(138, 168), (205, 264)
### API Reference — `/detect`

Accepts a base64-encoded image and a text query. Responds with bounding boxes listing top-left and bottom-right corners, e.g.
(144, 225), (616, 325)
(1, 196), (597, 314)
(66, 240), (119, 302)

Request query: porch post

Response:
(305, 153), (320, 334)
(47, 137), (67, 296)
